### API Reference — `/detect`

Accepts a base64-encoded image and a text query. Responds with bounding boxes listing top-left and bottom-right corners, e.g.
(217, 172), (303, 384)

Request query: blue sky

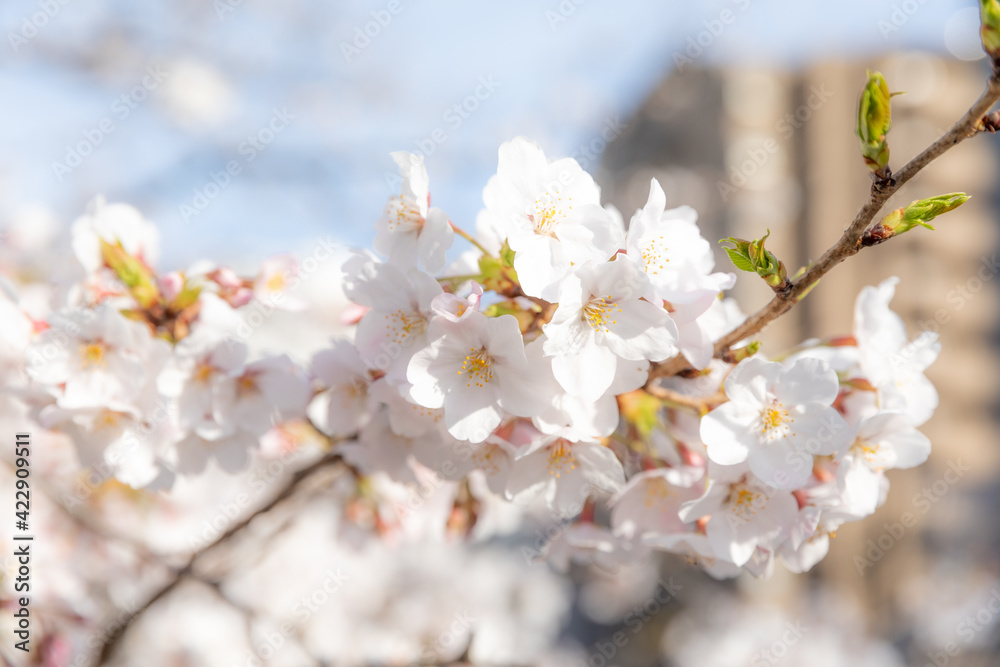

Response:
(0, 0), (983, 268)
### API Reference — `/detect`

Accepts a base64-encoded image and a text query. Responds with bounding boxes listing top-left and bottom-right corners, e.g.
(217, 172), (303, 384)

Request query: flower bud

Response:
(100, 239), (160, 308)
(856, 70), (894, 178)
(720, 230), (787, 290)
(230, 286), (254, 308)
(862, 193), (970, 246)
(158, 272), (184, 302)
(211, 267), (243, 289)
(722, 341), (760, 365)
(982, 0), (1000, 62)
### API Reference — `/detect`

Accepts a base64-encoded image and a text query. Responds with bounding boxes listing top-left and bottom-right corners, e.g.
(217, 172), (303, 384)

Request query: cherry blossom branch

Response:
(647, 70), (1000, 383)
(94, 450), (347, 665)
(644, 385), (728, 414)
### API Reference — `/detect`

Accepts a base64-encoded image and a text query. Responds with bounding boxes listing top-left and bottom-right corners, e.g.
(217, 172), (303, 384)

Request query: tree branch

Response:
(647, 70), (1000, 383)
(644, 385), (727, 414)
(94, 451), (346, 665)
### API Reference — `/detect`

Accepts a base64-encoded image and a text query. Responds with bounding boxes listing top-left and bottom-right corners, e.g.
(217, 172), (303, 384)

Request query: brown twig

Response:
(94, 451), (345, 665)
(647, 71), (1000, 383)
(644, 385), (728, 414)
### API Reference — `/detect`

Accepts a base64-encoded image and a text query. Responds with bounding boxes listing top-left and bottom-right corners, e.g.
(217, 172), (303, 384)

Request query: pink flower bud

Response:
(159, 271), (184, 302)
(212, 267), (242, 289)
(230, 287), (253, 307)
(339, 302), (369, 325)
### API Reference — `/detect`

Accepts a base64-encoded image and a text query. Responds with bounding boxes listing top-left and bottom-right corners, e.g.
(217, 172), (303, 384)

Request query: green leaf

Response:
(172, 282), (202, 311)
(856, 70), (894, 173)
(723, 246), (755, 272)
(882, 193), (970, 237)
(721, 232), (786, 287)
(499, 240), (516, 269)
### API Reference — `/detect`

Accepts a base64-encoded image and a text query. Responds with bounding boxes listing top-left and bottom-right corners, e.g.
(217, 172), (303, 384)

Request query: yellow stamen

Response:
(460, 346), (493, 388)
(79, 342), (108, 369)
(584, 295), (620, 333)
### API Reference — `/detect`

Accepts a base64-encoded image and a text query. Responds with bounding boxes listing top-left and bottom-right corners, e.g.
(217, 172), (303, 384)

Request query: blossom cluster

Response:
(3, 137), (939, 579)
(10, 198), (313, 490)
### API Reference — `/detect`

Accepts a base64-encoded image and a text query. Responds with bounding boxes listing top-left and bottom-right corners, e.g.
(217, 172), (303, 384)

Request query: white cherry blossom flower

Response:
(171, 431), (257, 474)
(253, 255), (308, 311)
(157, 329), (246, 440)
(837, 411), (930, 516)
(429, 282), (483, 322)
(480, 137), (622, 300)
(341, 409), (452, 485)
(407, 312), (543, 443)
(610, 465), (704, 540)
(679, 462), (798, 567)
(70, 197), (160, 275)
(525, 336), (645, 442)
(343, 252), (442, 385)
(854, 277), (939, 425)
(222, 354), (311, 437)
(309, 340), (374, 438)
(540, 523), (637, 573)
(542, 256), (678, 402)
(625, 178), (734, 305)
(27, 305), (169, 414)
(38, 403), (177, 488)
(643, 531), (741, 579)
(700, 356), (851, 489)
(375, 152), (453, 272)
(445, 418), (540, 495)
(672, 295), (745, 370)
(367, 377), (444, 438)
(777, 506), (843, 574)
(506, 437), (625, 516)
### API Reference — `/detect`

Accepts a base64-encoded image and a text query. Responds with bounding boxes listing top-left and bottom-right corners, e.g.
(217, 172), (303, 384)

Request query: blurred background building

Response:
(597, 54), (1000, 665)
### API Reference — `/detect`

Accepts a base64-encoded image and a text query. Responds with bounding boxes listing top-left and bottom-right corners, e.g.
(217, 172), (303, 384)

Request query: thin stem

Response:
(450, 221), (491, 256)
(438, 273), (482, 284)
(647, 71), (1000, 383)
(645, 385), (728, 415)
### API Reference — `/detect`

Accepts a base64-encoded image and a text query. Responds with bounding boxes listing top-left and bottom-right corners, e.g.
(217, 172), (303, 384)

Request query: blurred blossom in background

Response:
(3, 0), (1000, 666)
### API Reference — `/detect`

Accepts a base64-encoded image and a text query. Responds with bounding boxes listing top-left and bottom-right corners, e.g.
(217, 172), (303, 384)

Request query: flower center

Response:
(584, 295), (621, 332)
(79, 341), (108, 369)
(547, 440), (577, 478)
(727, 480), (768, 523)
(459, 347), (494, 388)
(237, 373), (259, 397)
(472, 443), (504, 475)
(94, 410), (122, 432)
(344, 375), (367, 399)
(385, 196), (425, 233)
(384, 309), (427, 347)
(851, 438), (884, 471)
(643, 477), (675, 508)
(641, 236), (670, 275)
(265, 273), (286, 292)
(759, 401), (793, 440)
(529, 191), (571, 237)
(193, 362), (216, 384)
